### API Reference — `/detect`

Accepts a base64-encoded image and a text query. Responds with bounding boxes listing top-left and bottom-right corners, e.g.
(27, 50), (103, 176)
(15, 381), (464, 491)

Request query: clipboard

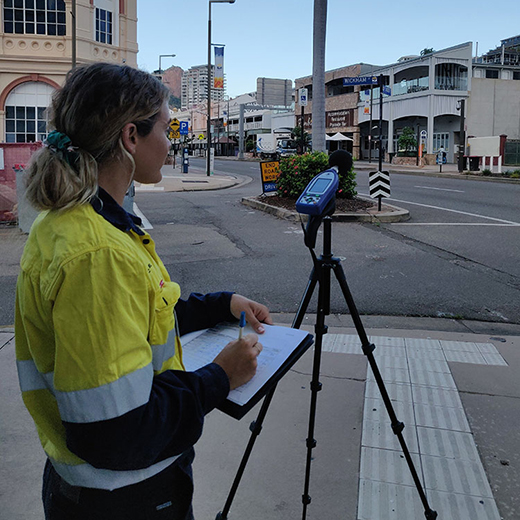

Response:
(181, 324), (314, 420)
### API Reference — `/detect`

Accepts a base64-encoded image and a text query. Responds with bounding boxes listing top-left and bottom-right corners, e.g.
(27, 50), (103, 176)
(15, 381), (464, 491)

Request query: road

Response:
(143, 158), (520, 327)
(0, 158), (519, 328)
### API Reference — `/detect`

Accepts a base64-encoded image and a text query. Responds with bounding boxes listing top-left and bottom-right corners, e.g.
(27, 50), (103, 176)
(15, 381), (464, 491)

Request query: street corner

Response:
(135, 173), (242, 193)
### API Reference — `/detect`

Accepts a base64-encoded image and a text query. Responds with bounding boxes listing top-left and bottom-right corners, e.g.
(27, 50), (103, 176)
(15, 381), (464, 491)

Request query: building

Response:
(256, 78), (292, 108)
(0, 0), (138, 143)
(295, 63), (377, 158)
(181, 64), (226, 110)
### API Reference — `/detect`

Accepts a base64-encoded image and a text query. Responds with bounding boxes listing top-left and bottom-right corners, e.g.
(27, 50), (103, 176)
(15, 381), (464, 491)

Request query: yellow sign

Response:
(198, 134), (205, 141)
(170, 118), (180, 131)
(260, 161), (280, 183)
(169, 130), (180, 139)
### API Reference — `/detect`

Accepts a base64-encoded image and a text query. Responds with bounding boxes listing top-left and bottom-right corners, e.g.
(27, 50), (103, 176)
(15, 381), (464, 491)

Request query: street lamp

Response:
(158, 54), (176, 76)
(207, 0), (235, 176)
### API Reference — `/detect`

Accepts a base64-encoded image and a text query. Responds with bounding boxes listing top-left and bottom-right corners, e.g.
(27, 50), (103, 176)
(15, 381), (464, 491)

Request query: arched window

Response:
(3, 0), (66, 36)
(5, 82), (55, 143)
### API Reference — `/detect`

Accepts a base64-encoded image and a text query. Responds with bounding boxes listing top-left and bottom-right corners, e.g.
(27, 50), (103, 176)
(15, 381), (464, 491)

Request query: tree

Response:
(397, 127), (417, 156)
(420, 47), (435, 56)
(292, 126), (311, 152)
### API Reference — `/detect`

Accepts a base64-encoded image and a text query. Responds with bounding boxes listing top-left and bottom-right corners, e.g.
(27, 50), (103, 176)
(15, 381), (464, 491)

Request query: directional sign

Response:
(369, 171), (391, 198)
(170, 118), (180, 132)
(198, 134), (205, 141)
(343, 76), (378, 86)
(179, 121), (189, 135)
(382, 85), (392, 96)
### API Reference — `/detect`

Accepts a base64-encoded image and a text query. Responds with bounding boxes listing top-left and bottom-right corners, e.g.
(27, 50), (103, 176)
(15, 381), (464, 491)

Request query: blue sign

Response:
(382, 85), (392, 96)
(179, 121), (189, 135)
(343, 76), (379, 86)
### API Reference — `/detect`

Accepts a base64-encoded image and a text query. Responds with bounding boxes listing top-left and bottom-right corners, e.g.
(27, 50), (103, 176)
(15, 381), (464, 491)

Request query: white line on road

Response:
(392, 223), (520, 227)
(414, 186), (465, 193)
(366, 195), (520, 226)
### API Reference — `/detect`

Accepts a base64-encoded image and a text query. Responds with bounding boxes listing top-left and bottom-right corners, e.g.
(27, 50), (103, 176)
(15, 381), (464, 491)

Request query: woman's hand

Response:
(230, 294), (273, 334)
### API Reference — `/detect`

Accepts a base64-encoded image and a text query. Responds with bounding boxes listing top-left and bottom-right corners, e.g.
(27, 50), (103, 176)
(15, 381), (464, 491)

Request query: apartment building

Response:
(0, 0), (138, 143)
(181, 64), (225, 110)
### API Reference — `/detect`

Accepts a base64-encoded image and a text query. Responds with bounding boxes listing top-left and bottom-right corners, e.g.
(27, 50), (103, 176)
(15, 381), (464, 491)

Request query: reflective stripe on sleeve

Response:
(151, 332), (176, 371)
(55, 363), (154, 423)
(16, 359), (50, 392)
(51, 453), (181, 491)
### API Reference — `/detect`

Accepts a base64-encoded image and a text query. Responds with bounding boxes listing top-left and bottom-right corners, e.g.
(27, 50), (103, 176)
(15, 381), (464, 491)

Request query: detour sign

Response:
(260, 161), (280, 193)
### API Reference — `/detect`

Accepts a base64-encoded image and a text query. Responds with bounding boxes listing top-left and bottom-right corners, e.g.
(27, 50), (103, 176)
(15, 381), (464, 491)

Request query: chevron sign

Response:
(369, 171), (391, 198)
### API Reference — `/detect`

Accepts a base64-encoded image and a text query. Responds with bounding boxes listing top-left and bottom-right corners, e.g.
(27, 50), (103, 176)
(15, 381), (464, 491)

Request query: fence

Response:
(0, 142), (42, 222)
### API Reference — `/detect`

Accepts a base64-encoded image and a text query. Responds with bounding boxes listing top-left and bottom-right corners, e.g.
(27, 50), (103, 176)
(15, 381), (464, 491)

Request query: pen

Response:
(238, 311), (246, 339)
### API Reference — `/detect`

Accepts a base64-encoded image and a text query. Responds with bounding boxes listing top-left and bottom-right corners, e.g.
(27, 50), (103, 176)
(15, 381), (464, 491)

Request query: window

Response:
(326, 79), (354, 97)
(3, 0), (66, 36)
(432, 132), (449, 153)
(486, 69), (499, 79)
(95, 7), (113, 44)
(5, 82), (54, 143)
(513, 71), (520, 80)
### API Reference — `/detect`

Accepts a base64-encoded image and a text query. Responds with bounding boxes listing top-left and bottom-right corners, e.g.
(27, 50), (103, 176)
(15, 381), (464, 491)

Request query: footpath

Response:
(1, 160), (519, 520)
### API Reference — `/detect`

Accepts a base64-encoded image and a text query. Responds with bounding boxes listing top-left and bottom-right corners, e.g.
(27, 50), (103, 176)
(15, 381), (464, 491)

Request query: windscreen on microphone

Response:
(328, 150), (353, 176)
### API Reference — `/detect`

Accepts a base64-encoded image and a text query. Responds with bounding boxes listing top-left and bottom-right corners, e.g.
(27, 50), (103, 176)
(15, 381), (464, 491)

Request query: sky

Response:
(137, 0), (520, 98)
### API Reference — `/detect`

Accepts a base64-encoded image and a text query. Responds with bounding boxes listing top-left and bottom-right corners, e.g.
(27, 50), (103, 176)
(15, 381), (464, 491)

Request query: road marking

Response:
(384, 196), (520, 226)
(322, 334), (505, 520)
(132, 203), (153, 229)
(392, 223), (520, 227)
(414, 186), (465, 193)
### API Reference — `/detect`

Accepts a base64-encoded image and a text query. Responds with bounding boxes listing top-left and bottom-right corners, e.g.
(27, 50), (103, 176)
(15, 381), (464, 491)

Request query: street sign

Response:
(343, 76), (378, 86)
(260, 161), (280, 193)
(179, 121), (189, 135)
(198, 134), (205, 141)
(299, 88), (308, 106)
(170, 118), (180, 132)
(170, 130), (180, 139)
(382, 85), (392, 96)
(420, 130), (427, 140)
(369, 171), (391, 198)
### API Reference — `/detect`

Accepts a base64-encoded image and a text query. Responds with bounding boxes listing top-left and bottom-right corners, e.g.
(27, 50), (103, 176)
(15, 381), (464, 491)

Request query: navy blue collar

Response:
(90, 187), (145, 236)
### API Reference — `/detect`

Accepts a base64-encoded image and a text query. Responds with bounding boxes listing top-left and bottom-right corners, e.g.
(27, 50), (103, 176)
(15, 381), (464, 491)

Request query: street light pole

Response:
(71, 0), (76, 69)
(158, 54), (176, 77)
(207, 0), (235, 176)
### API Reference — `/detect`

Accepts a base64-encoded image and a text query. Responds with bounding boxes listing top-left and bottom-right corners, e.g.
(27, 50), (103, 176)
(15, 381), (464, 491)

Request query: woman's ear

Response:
(121, 123), (138, 155)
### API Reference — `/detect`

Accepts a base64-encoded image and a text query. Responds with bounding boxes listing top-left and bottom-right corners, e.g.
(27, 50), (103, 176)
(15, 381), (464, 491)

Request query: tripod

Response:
(216, 214), (438, 520)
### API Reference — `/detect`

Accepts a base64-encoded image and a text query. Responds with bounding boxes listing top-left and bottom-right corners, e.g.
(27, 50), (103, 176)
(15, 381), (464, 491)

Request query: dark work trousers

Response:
(42, 449), (195, 520)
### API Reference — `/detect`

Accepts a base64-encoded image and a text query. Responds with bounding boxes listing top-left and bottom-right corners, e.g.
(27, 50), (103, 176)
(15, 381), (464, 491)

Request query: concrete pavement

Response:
(2, 160), (520, 519)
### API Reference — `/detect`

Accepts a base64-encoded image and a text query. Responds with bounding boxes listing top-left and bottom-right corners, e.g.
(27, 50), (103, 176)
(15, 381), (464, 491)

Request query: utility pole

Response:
(311, 0), (327, 152)
(71, 0), (76, 69)
(458, 99), (466, 172)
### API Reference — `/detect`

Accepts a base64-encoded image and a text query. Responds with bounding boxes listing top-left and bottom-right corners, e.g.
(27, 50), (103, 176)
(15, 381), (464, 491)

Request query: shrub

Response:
(481, 169), (492, 176)
(276, 151), (357, 199)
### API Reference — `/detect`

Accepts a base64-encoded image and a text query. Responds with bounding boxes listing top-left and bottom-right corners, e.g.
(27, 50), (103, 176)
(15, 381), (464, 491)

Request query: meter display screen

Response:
(309, 178), (332, 194)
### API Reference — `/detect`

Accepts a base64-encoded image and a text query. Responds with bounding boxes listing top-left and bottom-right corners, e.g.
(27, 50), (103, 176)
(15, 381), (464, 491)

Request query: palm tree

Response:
(312, 0), (327, 153)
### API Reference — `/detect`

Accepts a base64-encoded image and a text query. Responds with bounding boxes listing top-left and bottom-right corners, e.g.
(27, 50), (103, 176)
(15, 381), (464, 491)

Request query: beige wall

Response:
(0, 0), (137, 142)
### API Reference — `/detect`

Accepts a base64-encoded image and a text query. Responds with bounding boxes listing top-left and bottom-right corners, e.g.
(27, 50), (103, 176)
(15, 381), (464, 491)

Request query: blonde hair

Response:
(25, 63), (169, 211)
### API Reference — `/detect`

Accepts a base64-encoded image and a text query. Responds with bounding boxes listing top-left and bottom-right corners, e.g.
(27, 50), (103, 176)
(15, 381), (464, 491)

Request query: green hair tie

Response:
(45, 130), (79, 166)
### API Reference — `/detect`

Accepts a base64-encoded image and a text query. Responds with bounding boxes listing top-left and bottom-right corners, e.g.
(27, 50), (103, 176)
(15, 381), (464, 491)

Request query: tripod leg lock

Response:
(249, 420), (262, 435)
(362, 342), (376, 355)
(302, 494), (311, 506)
(391, 420), (405, 435)
(306, 438), (317, 449)
(425, 509), (438, 519)
(310, 381), (322, 392)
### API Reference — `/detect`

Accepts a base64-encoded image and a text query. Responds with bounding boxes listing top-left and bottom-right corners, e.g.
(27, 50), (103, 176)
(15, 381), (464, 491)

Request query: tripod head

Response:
(296, 150), (353, 248)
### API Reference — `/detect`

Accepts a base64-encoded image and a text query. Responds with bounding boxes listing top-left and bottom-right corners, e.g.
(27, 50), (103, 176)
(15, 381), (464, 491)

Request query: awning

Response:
(327, 132), (353, 142)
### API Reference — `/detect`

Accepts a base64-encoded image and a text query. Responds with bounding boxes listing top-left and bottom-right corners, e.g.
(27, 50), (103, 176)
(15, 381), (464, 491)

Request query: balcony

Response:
(393, 77), (429, 96)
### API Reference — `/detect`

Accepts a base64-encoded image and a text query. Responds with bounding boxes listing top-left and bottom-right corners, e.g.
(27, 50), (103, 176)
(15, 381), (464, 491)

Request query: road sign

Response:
(198, 134), (205, 141)
(299, 88), (308, 106)
(343, 76), (378, 86)
(169, 130), (180, 139)
(369, 171), (391, 198)
(170, 118), (180, 132)
(420, 130), (427, 139)
(260, 161), (280, 193)
(179, 121), (189, 135)
(382, 85), (392, 96)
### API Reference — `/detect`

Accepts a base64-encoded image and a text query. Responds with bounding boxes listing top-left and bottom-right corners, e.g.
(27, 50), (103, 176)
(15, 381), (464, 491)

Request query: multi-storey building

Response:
(181, 64), (225, 110)
(0, 0), (138, 143)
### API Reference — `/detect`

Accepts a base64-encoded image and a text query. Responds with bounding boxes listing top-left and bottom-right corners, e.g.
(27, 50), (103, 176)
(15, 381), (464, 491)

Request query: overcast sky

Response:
(137, 0), (520, 98)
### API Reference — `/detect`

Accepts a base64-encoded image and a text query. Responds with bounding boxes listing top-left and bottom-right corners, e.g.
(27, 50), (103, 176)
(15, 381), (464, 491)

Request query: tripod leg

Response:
(331, 263), (437, 519)
(216, 267), (319, 520)
(301, 261), (330, 520)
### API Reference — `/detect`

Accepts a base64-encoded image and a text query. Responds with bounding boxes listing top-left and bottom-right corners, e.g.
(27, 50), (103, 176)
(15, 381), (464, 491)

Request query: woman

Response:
(15, 62), (271, 520)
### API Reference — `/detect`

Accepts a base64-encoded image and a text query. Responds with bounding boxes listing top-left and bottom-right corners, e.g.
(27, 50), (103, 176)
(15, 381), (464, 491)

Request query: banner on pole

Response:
(214, 46), (224, 89)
